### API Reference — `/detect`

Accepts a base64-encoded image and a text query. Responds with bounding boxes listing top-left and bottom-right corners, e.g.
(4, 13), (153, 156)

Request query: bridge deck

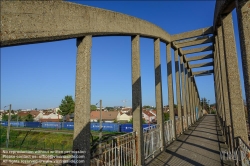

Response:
(146, 115), (229, 166)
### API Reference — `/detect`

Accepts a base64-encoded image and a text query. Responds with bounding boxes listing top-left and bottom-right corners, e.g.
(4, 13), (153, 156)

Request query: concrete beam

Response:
(194, 73), (213, 77)
(186, 54), (213, 62)
(189, 62), (214, 68)
(192, 70), (214, 76)
(171, 26), (213, 41)
(183, 45), (213, 55)
(1, 1), (171, 47)
(175, 36), (214, 48)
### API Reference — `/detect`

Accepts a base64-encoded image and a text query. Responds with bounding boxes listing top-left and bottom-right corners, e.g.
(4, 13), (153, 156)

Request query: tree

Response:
(90, 105), (97, 111)
(163, 112), (170, 121)
(2, 114), (8, 121)
(24, 114), (34, 122)
(200, 98), (209, 111)
(58, 95), (75, 116)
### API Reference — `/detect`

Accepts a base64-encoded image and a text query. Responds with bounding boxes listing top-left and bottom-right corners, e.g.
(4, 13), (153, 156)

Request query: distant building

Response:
(90, 111), (119, 123)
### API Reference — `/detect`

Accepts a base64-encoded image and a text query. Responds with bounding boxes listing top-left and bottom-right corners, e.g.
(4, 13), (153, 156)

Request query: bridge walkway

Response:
(146, 115), (232, 166)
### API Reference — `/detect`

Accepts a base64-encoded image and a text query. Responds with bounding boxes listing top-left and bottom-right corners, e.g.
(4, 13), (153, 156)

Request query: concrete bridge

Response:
(1, 0), (249, 165)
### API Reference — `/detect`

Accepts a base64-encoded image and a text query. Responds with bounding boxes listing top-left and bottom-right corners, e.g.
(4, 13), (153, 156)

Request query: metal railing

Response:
(90, 132), (136, 166)
(143, 124), (162, 159)
(235, 136), (250, 166)
(164, 120), (175, 145)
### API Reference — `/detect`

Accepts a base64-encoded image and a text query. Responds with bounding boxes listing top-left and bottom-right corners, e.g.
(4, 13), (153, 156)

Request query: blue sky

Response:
(0, 1), (246, 110)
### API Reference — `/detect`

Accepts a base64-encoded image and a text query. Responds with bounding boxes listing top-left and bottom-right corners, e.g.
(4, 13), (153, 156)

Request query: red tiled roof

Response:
(91, 111), (118, 120)
(142, 110), (155, 117)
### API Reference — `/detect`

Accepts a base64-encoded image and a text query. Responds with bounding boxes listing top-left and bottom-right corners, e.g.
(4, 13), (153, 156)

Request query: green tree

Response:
(163, 112), (170, 121)
(2, 114), (8, 121)
(200, 98), (209, 111)
(24, 113), (34, 122)
(58, 95), (75, 116)
(90, 105), (97, 111)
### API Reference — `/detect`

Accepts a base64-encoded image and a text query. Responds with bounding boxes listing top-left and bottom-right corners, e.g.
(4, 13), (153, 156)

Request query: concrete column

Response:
(154, 38), (165, 149)
(191, 79), (196, 122)
(131, 35), (144, 165)
(214, 44), (221, 118)
(221, 13), (248, 143)
(180, 55), (187, 130)
(167, 43), (176, 138)
(73, 36), (92, 165)
(217, 26), (232, 126)
(185, 63), (191, 123)
(236, 0), (250, 129)
(188, 69), (194, 124)
(215, 37), (225, 125)
(174, 50), (182, 134)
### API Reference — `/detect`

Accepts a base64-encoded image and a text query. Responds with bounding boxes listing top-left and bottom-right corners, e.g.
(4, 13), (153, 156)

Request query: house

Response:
(39, 110), (62, 122)
(142, 110), (156, 123)
(90, 111), (119, 123)
(117, 111), (132, 122)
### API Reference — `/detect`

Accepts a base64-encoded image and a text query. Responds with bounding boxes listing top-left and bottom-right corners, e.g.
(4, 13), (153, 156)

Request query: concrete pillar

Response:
(188, 69), (194, 124)
(236, 0), (250, 129)
(185, 63), (191, 123)
(214, 44), (221, 118)
(174, 50), (182, 134)
(131, 35), (144, 165)
(191, 79), (196, 122)
(180, 55), (187, 130)
(215, 38), (225, 126)
(73, 36), (92, 165)
(221, 13), (248, 143)
(217, 27), (231, 127)
(154, 38), (165, 149)
(167, 43), (176, 138)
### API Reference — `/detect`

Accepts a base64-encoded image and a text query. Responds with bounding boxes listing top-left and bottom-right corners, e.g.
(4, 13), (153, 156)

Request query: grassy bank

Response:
(0, 126), (124, 151)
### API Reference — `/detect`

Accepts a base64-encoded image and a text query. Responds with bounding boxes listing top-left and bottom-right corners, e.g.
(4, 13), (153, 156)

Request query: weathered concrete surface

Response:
(0, 0), (170, 47)
(167, 43), (176, 138)
(236, 0), (250, 128)
(73, 36), (92, 165)
(154, 38), (165, 149)
(217, 26), (231, 127)
(189, 62), (214, 69)
(183, 45), (213, 55)
(180, 55), (187, 130)
(186, 53), (214, 62)
(172, 27), (213, 41)
(192, 70), (214, 76)
(175, 50), (183, 135)
(215, 36), (225, 124)
(185, 63), (191, 120)
(132, 35), (144, 165)
(222, 13), (248, 143)
(175, 36), (214, 48)
(146, 115), (223, 166)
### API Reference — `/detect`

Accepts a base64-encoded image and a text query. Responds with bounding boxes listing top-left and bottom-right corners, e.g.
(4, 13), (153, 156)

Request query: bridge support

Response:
(221, 12), (248, 143)
(73, 36), (92, 166)
(131, 35), (144, 165)
(167, 43), (176, 139)
(180, 55), (187, 130)
(154, 38), (165, 149)
(175, 50), (183, 135)
(236, 0), (250, 130)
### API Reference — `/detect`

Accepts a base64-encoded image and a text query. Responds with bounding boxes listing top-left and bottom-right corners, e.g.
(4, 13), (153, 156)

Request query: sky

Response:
(0, 1), (246, 110)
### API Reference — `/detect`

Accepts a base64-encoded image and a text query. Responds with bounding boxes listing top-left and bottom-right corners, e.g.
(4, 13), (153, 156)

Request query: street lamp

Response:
(4, 104), (11, 148)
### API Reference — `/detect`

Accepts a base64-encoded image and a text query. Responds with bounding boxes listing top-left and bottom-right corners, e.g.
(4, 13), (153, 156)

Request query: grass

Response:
(0, 126), (125, 152)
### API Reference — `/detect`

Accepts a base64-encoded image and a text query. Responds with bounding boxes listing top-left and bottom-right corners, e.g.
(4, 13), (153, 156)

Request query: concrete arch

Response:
(1, 0), (170, 47)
